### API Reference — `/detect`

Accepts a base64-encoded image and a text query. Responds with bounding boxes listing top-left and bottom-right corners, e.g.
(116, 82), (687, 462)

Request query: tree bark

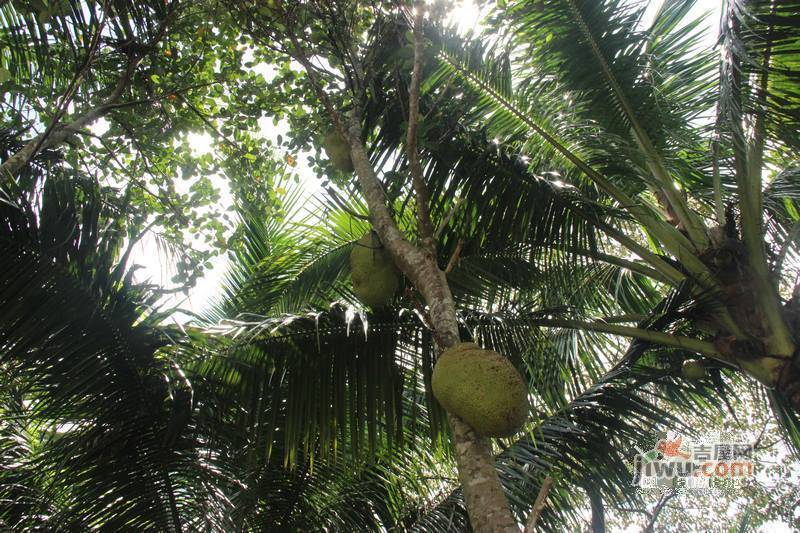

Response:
(642, 491), (674, 533)
(284, 5), (518, 526)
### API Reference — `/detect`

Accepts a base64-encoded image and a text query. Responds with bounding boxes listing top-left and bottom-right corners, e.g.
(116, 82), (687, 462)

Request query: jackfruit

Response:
(432, 342), (529, 437)
(350, 232), (399, 307)
(682, 359), (707, 380)
(322, 129), (354, 172)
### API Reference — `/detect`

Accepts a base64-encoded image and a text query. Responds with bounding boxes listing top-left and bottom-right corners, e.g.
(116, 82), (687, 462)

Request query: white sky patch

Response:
(186, 131), (214, 156)
(446, 0), (484, 34)
(91, 117), (110, 136)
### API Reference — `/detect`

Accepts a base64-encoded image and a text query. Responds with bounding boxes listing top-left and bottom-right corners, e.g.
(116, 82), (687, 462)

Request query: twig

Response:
(324, 185), (370, 221)
(288, 34), (346, 138)
(423, 73), (455, 121)
(405, 0), (436, 255)
(177, 93), (247, 156)
(434, 197), (463, 239)
(445, 239), (464, 274)
(23, 0), (111, 171)
(525, 476), (554, 531)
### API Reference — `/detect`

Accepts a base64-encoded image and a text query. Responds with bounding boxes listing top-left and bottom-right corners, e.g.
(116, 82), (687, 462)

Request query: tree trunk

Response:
(586, 487), (605, 533)
(347, 120), (519, 532)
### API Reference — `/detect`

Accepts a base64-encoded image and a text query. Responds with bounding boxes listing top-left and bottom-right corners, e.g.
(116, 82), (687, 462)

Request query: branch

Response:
(22, 1), (111, 173)
(288, 35), (346, 138)
(1, 2), (180, 181)
(445, 239), (464, 274)
(284, 23), (461, 347)
(525, 476), (554, 531)
(642, 491), (676, 533)
(1, 58), (137, 181)
(406, 1), (436, 255)
(323, 184), (370, 221)
(434, 196), (463, 239)
(586, 487), (605, 533)
(178, 92), (248, 156)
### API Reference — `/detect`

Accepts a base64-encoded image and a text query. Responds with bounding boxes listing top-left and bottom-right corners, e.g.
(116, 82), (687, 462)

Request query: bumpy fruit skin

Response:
(322, 129), (354, 172)
(681, 359), (707, 380)
(432, 343), (529, 437)
(350, 232), (399, 307)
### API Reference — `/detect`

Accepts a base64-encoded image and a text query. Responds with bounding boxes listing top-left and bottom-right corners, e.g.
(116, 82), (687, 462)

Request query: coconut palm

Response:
(428, 0), (800, 411)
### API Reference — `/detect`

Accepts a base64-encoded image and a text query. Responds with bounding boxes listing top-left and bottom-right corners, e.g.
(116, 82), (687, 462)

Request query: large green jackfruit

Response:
(322, 129), (354, 172)
(350, 232), (399, 307)
(431, 342), (529, 437)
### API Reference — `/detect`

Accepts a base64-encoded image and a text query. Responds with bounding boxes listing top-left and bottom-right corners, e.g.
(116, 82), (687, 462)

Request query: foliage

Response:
(1, 0), (799, 531)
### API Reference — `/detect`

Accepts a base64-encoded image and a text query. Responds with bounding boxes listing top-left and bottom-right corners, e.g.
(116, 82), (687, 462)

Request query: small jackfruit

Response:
(350, 232), (399, 307)
(432, 343), (529, 437)
(682, 359), (707, 380)
(322, 129), (354, 172)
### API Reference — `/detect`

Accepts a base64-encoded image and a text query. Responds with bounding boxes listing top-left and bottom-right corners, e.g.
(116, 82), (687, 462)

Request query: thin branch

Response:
(423, 73), (456, 121)
(445, 239), (464, 274)
(434, 197), (463, 239)
(1, 58), (137, 181)
(324, 184), (370, 221)
(178, 93), (248, 156)
(23, 0), (111, 172)
(406, 1), (436, 255)
(642, 491), (676, 533)
(1, 2), (181, 181)
(288, 35), (346, 138)
(525, 476), (554, 532)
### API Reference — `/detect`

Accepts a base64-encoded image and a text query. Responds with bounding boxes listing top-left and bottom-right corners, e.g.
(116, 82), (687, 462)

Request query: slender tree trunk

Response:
(347, 120), (519, 532)
(642, 491), (674, 533)
(286, 3), (518, 524)
(586, 487), (605, 533)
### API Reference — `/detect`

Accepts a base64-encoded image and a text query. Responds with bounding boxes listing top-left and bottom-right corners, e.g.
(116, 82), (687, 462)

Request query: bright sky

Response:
(123, 0), (724, 322)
